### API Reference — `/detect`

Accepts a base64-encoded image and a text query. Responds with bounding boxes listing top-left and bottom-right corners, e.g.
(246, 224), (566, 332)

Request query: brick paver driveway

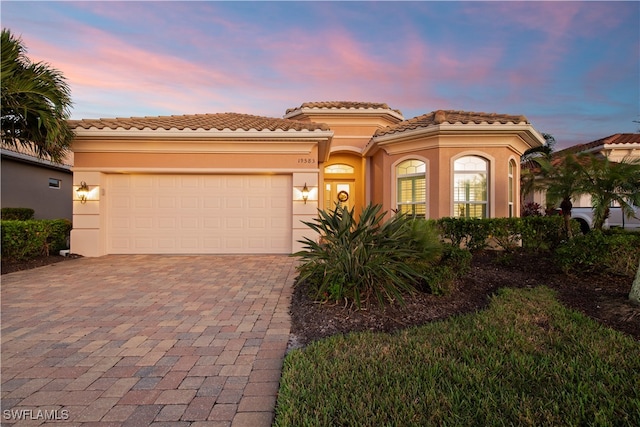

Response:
(1, 255), (297, 426)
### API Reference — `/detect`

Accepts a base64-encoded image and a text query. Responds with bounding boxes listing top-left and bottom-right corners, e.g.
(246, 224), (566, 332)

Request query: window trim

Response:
(451, 153), (493, 219)
(393, 156), (428, 218)
(508, 159), (516, 217)
(324, 163), (355, 174)
(48, 178), (61, 189)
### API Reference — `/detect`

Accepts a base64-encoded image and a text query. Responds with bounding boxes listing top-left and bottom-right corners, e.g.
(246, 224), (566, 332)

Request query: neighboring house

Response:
(69, 102), (545, 257)
(526, 133), (640, 230)
(1, 146), (74, 220)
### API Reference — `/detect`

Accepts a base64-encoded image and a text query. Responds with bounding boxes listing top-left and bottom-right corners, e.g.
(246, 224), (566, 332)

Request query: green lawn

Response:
(275, 287), (640, 426)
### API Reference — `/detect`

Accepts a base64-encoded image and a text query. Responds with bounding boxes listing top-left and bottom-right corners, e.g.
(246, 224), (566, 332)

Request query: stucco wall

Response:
(1, 158), (73, 220)
(369, 135), (525, 219)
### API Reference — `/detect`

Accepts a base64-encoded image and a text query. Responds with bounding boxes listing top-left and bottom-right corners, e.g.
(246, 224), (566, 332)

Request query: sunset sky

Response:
(3, 1), (638, 149)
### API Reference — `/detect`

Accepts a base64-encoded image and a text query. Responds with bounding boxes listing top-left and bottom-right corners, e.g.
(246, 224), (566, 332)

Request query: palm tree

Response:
(579, 154), (640, 231)
(520, 133), (556, 215)
(521, 133), (556, 163)
(537, 153), (588, 239)
(1, 28), (73, 162)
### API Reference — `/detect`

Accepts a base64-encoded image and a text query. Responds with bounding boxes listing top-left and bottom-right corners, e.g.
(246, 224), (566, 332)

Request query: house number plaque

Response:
(297, 158), (316, 164)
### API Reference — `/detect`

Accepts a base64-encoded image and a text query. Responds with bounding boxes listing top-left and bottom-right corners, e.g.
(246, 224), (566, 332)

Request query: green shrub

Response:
(435, 216), (578, 254)
(435, 217), (490, 251)
(1, 207), (35, 220)
(488, 217), (524, 252)
(418, 244), (472, 294)
(553, 230), (640, 276)
(293, 204), (442, 308)
(47, 219), (72, 252)
(1, 219), (72, 261)
(435, 217), (467, 247)
(520, 215), (578, 252)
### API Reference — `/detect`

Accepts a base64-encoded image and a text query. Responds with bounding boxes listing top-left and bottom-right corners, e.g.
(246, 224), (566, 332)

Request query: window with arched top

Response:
(324, 164), (354, 174)
(396, 159), (426, 217)
(453, 156), (488, 218)
(508, 159), (516, 217)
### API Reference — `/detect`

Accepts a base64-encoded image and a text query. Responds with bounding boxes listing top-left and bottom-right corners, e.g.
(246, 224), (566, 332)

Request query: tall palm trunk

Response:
(593, 206), (610, 231)
(630, 260), (640, 305)
(560, 197), (573, 239)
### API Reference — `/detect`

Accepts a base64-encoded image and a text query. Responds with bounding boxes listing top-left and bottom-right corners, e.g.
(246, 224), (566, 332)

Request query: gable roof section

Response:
(283, 101), (405, 122)
(553, 133), (640, 157)
(69, 112), (330, 132)
(285, 101), (403, 116)
(374, 110), (529, 137)
(69, 112), (335, 162)
(364, 109), (544, 156)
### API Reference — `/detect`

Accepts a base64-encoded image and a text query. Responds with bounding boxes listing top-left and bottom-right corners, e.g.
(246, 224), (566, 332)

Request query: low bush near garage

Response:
(293, 204), (443, 308)
(1, 207), (35, 220)
(1, 219), (72, 261)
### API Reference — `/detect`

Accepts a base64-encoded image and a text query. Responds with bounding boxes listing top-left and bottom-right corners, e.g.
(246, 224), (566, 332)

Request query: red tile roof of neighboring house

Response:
(285, 101), (403, 116)
(374, 110), (530, 137)
(553, 133), (640, 157)
(69, 112), (331, 132)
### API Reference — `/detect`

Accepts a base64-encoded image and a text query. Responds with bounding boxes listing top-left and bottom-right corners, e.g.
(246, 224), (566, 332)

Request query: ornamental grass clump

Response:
(293, 204), (442, 308)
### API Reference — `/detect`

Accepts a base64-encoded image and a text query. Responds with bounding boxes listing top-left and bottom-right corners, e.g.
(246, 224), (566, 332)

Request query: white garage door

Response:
(107, 174), (292, 254)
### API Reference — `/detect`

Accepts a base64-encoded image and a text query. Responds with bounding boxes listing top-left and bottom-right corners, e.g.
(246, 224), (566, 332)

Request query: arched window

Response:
(453, 156), (488, 218)
(324, 164), (354, 174)
(396, 159), (426, 217)
(508, 160), (516, 217)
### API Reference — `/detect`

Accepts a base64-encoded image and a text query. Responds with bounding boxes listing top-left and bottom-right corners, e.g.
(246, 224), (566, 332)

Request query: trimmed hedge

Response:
(1, 219), (72, 261)
(553, 230), (640, 277)
(1, 207), (35, 220)
(434, 216), (579, 252)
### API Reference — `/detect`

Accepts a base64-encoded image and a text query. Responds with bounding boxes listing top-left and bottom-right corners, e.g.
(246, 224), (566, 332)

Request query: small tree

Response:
(1, 28), (74, 162)
(579, 154), (640, 231)
(535, 153), (587, 239)
(520, 133), (556, 215)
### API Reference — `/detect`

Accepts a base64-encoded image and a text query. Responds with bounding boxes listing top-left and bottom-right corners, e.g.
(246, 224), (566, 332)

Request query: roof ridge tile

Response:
(69, 112), (330, 132)
(374, 109), (530, 137)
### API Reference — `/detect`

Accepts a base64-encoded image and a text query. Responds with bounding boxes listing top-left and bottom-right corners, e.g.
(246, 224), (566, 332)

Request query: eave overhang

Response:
(363, 123), (545, 156)
(283, 107), (405, 123)
(71, 127), (335, 162)
(1, 148), (72, 173)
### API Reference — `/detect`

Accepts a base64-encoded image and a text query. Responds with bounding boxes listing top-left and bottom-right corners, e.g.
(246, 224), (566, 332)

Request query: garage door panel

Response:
(158, 197), (176, 209)
(181, 197), (199, 209)
(107, 174), (291, 254)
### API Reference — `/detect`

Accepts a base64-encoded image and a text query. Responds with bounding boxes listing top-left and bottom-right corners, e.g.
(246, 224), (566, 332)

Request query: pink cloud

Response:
(21, 21), (271, 117)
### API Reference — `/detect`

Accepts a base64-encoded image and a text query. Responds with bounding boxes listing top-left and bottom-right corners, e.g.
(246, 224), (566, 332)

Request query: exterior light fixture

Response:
(301, 183), (309, 204)
(77, 181), (90, 204)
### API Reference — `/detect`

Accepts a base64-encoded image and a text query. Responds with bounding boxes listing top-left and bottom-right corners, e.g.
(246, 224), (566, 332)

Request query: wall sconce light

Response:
(301, 183), (309, 204)
(76, 181), (90, 204)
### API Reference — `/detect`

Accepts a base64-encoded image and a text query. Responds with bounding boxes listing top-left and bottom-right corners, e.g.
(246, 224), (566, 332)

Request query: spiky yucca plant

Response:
(293, 204), (441, 308)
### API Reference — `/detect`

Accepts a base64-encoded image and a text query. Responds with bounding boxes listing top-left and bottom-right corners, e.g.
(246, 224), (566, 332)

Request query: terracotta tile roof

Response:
(374, 110), (530, 137)
(553, 133), (640, 157)
(285, 101), (403, 116)
(69, 112), (330, 132)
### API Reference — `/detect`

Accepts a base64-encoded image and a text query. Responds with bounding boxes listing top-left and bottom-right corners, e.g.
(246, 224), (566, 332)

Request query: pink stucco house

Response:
(69, 101), (545, 256)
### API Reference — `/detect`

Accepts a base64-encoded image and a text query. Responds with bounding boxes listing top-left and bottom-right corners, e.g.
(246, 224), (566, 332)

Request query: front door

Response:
(324, 180), (354, 211)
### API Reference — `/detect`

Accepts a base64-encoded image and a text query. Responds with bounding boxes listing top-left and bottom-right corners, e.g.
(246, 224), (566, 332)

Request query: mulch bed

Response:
(1, 254), (74, 275)
(289, 250), (640, 347)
